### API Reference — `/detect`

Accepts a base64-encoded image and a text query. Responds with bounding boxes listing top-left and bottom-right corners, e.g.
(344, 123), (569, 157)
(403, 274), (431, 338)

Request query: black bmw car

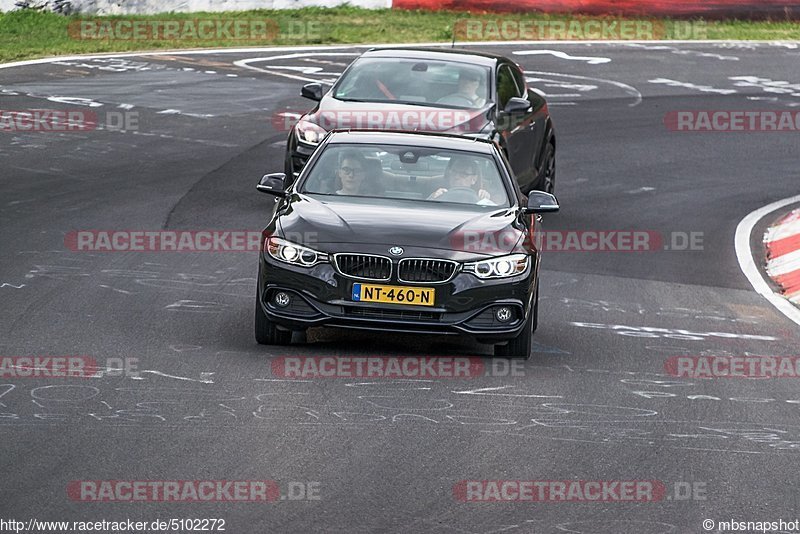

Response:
(257, 130), (559, 358)
(284, 47), (556, 195)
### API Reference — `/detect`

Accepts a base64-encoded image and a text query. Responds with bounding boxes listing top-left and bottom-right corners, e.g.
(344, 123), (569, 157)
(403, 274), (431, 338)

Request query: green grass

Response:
(0, 6), (799, 63)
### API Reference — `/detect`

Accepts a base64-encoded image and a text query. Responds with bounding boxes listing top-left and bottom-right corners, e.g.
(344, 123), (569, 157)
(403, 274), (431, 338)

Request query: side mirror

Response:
(256, 173), (288, 197)
(524, 191), (559, 214)
(504, 96), (530, 114)
(301, 83), (324, 101)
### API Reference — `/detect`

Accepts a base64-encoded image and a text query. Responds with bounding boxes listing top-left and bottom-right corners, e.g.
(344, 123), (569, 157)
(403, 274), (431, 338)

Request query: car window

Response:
(497, 65), (522, 109)
(300, 143), (511, 208)
(510, 66), (527, 98)
(333, 58), (492, 109)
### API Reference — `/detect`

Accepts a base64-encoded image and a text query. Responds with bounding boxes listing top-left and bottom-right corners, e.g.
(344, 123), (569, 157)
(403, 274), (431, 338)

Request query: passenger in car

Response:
(437, 69), (486, 108)
(427, 156), (493, 205)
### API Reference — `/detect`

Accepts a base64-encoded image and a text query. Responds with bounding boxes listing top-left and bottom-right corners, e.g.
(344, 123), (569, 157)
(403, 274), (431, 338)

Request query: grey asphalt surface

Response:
(2, 42), (800, 534)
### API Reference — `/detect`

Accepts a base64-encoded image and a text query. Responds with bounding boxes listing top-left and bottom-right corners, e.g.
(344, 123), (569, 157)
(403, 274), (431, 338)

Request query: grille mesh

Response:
(346, 307), (439, 321)
(398, 259), (457, 283)
(335, 254), (391, 280)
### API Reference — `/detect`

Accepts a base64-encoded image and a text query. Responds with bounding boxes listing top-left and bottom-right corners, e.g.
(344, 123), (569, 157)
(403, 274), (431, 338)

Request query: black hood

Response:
(277, 195), (524, 260)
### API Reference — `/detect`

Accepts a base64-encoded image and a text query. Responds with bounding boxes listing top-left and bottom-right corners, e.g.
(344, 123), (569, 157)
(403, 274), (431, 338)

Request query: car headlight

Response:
(463, 254), (529, 279)
(266, 237), (328, 267)
(295, 120), (327, 145)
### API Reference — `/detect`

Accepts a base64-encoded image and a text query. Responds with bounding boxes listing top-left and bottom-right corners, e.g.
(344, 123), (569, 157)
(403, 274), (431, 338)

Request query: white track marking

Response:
(623, 43), (739, 61)
(452, 386), (562, 399)
(131, 370), (215, 383)
(2, 42), (798, 331)
(233, 52), (360, 83)
(649, 78), (738, 95)
(3, 41), (799, 73)
(735, 194), (800, 327)
(513, 50), (611, 64)
(526, 70), (642, 107)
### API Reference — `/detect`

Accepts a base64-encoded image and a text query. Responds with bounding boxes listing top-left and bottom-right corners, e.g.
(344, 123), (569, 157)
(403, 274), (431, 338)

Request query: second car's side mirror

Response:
(256, 173), (288, 197)
(523, 191), (559, 214)
(301, 83), (324, 101)
(504, 96), (530, 114)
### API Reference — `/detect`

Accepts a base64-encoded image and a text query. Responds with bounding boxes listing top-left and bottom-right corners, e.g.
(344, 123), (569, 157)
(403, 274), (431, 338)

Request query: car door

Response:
(513, 65), (551, 193)
(495, 63), (543, 193)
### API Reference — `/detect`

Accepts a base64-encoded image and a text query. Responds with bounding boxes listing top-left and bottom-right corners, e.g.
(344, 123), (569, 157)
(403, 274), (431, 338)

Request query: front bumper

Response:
(257, 253), (536, 343)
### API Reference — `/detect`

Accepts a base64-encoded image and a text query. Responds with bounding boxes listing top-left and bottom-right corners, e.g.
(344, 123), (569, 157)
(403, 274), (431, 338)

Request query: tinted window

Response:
(300, 143), (510, 208)
(497, 65), (521, 109)
(333, 58), (491, 109)
(510, 65), (527, 98)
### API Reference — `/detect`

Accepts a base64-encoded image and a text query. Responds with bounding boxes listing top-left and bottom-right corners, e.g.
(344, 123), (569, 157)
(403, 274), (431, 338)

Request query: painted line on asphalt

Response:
(4, 43), (800, 327)
(3, 40), (800, 71)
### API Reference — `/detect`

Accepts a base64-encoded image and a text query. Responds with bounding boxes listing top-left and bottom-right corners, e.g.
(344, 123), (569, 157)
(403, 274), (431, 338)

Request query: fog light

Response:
(495, 306), (513, 323)
(274, 291), (291, 308)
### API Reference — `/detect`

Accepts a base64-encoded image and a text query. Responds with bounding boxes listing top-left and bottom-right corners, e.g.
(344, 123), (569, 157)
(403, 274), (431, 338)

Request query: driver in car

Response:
(437, 69), (486, 107)
(428, 157), (493, 205)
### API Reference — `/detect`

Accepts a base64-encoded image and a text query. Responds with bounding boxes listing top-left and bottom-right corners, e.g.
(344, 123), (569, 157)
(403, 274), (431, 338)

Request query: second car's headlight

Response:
(295, 120), (327, 145)
(463, 254), (529, 279)
(266, 237), (328, 267)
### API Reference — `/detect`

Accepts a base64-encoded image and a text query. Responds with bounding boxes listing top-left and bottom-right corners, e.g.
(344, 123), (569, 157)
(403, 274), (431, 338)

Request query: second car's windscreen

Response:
(333, 58), (491, 108)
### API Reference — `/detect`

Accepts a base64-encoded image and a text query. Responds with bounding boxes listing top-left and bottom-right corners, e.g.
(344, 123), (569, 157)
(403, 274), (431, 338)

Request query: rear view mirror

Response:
(301, 83), (324, 101)
(256, 173), (288, 197)
(504, 97), (530, 114)
(524, 191), (559, 214)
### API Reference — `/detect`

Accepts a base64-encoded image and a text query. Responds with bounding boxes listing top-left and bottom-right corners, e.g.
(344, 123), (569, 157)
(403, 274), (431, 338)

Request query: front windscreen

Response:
(333, 58), (491, 109)
(300, 143), (511, 208)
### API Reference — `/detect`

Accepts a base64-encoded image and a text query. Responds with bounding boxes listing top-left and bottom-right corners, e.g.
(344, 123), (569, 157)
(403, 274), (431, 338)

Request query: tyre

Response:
(536, 142), (556, 194)
(494, 302), (534, 360)
(255, 289), (292, 345)
(531, 279), (539, 334)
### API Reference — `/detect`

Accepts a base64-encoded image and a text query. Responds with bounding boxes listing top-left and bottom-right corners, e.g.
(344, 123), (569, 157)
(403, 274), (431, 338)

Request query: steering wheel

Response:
(436, 94), (475, 107)
(438, 186), (479, 203)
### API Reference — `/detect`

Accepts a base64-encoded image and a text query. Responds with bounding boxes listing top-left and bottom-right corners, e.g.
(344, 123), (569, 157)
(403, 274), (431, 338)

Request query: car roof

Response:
(361, 47), (501, 67)
(326, 130), (496, 153)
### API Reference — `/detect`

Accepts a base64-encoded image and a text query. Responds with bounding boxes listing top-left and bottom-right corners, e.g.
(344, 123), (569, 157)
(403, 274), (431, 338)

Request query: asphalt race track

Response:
(2, 42), (800, 533)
